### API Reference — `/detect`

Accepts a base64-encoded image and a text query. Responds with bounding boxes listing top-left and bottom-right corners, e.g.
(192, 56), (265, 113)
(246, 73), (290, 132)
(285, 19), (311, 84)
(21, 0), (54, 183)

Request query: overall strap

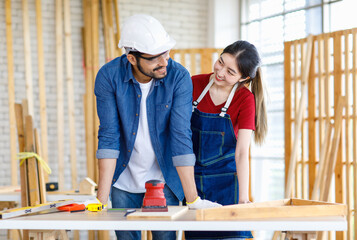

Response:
(219, 83), (239, 117)
(192, 78), (214, 112)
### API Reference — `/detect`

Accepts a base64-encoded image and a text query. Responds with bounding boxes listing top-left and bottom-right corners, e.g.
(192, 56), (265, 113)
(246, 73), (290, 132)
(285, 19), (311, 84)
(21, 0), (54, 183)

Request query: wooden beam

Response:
(34, 129), (46, 204)
(284, 41), (292, 188)
(83, 0), (95, 181)
(56, 0), (65, 191)
(307, 37), (316, 199)
(101, 0), (110, 62)
(352, 28), (357, 240)
(285, 35), (314, 198)
(317, 35), (325, 150)
(15, 103), (28, 207)
(24, 115), (40, 206)
(311, 123), (333, 200)
(320, 97), (345, 202)
(344, 31), (352, 240)
(22, 0), (34, 116)
(333, 34), (343, 211)
(190, 49), (196, 76)
(105, 0), (116, 60)
(300, 40), (306, 199)
(113, 0), (121, 56)
(5, 0), (17, 186)
(64, 0), (78, 189)
(91, 0), (100, 183)
(35, 0), (49, 182)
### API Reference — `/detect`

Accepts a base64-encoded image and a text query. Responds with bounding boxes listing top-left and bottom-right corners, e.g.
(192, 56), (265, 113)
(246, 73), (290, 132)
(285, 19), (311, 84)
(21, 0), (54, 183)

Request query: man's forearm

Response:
(176, 166), (198, 203)
(97, 158), (117, 204)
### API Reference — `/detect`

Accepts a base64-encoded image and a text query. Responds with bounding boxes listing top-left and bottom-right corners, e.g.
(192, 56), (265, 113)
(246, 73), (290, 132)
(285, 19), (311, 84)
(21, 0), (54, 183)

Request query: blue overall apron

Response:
(186, 79), (253, 239)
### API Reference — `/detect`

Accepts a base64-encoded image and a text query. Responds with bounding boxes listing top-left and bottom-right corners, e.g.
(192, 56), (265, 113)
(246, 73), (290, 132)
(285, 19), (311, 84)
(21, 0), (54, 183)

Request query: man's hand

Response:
(187, 196), (222, 209)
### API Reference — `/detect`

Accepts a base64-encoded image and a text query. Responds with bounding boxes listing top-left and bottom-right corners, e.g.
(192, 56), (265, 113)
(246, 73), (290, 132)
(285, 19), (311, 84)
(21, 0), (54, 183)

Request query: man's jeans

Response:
(111, 185), (179, 240)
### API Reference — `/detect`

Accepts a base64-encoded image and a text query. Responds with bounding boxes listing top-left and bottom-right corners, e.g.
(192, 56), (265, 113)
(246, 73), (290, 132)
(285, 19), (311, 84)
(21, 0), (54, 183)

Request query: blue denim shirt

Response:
(94, 55), (195, 201)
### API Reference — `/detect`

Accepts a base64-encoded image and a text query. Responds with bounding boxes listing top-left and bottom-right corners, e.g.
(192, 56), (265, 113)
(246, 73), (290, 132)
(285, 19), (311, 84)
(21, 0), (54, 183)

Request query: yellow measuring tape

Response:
(17, 152), (52, 174)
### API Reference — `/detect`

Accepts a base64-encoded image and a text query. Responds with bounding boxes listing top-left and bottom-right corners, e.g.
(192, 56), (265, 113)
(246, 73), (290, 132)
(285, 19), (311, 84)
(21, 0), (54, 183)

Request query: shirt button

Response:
(123, 164), (126, 167)
(165, 105), (168, 108)
(133, 132), (136, 135)
(138, 94), (141, 98)
(128, 150), (131, 152)
(136, 113), (138, 116)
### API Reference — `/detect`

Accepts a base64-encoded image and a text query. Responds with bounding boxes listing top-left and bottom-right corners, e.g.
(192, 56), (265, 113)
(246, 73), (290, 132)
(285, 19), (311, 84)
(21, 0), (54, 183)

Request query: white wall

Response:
(0, 0), (210, 189)
(208, 0), (240, 48)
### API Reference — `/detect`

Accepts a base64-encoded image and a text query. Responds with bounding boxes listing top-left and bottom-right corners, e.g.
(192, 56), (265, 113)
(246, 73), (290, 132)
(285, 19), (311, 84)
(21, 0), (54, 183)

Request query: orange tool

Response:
(57, 203), (86, 212)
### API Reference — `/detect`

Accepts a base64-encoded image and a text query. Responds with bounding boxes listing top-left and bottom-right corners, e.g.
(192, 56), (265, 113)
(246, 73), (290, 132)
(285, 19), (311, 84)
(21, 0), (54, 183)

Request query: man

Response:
(95, 14), (219, 240)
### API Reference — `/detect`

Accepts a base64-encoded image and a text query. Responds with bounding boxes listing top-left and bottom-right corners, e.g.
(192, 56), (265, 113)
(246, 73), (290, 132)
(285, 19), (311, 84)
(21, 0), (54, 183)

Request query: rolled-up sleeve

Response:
(170, 70), (196, 167)
(94, 68), (121, 159)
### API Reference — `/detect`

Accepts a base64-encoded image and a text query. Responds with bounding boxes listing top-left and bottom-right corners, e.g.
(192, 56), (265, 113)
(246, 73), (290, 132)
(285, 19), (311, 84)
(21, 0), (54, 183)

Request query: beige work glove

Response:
(187, 196), (222, 209)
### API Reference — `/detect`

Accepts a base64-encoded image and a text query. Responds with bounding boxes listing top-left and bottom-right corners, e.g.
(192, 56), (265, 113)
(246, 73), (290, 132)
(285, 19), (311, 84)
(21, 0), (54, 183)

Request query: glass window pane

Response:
(261, 0), (284, 18)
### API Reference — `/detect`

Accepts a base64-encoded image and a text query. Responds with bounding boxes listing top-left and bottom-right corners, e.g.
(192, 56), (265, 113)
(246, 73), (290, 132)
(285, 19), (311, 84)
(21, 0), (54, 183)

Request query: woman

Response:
(186, 40), (267, 239)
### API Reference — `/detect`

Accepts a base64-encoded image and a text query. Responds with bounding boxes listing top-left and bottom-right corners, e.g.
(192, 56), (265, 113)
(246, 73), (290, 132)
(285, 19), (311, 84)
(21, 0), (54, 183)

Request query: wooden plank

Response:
(24, 116), (40, 206)
(190, 49), (196, 76)
(311, 124), (333, 200)
(82, 0), (95, 181)
(321, 97), (345, 202)
(15, 103), (28, 208)
(0, 199), (74, 219)
(285, 35), (314, 198)
(20, 100), (30, 240)
(34, 129), (46, 204)
(344, 31), (352, 240)
(200, 49), (212, 74)
(284, 41), (292, 187)
(5, 0), (17, 186)
(307, 38), (316, 199)
(324, 33), (331, 122)
(92, 0), (100, 183)
(352, 28), (357, 240)
(333, 34), (344, 209)
(300, 40), (306, 199)
(105, 0), (116, 60)
(64, 0), (78, 189)
(294, 41), (299, 198)
(127, 206), (188, 220)
(101, 0), (110, 62)
(196, 199), (347, 221)
(35, 0), (49, 182)
(181, 52), (186, 69)
(56, 0), (65, 191)
(317, 35), (325, 150)
(22, 0), (34, 116)
(113, 0), (121, 56)
(0, 186), (20, 194)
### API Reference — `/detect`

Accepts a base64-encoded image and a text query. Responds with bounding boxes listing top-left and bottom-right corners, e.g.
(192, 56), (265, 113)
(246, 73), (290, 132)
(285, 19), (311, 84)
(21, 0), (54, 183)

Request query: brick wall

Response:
(0, 0), (209, 189)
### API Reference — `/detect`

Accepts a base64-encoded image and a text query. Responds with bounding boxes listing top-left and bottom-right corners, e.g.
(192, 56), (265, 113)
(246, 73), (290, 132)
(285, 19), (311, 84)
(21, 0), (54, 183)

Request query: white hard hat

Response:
(118, 14), (176, 55)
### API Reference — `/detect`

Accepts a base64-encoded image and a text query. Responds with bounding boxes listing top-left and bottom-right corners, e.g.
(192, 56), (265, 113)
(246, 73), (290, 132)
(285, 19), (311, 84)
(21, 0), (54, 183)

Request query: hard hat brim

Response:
(118, 37), (176, 55)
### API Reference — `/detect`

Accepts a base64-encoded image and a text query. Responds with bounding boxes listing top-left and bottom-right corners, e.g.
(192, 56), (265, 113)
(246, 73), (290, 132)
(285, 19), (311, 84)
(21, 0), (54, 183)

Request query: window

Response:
(240, 1), (351, 238)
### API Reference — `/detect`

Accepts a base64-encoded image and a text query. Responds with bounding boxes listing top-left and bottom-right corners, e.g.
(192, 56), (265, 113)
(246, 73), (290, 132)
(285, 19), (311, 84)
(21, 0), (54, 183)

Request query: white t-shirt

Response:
(114, 80), (165, 193)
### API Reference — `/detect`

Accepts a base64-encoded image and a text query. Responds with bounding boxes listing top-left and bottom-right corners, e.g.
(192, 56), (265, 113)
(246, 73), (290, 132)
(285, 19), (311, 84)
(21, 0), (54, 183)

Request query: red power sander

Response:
(142, 180), (168, 212)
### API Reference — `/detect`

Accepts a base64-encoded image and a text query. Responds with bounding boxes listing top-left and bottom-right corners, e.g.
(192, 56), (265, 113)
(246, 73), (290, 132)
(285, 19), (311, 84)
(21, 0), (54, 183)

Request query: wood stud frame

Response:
(284, 28), (357, 240)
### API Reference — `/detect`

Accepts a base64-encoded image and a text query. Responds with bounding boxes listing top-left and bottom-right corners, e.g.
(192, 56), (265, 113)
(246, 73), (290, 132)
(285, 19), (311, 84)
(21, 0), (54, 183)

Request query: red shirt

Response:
(192, 73), (256, 137)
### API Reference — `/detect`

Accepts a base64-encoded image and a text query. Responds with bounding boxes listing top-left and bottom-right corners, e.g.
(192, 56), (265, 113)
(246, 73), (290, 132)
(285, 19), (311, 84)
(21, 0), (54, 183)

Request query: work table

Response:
(0, 209), (347, 232)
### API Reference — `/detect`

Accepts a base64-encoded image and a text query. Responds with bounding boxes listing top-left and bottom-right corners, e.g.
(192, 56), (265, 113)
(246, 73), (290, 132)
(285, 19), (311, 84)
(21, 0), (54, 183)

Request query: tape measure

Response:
(86, 198), (107, 212)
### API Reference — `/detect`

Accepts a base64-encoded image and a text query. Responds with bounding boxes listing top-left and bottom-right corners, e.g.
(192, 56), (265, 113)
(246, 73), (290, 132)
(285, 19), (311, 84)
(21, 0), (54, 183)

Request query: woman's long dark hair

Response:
(222, 41), (267, 144)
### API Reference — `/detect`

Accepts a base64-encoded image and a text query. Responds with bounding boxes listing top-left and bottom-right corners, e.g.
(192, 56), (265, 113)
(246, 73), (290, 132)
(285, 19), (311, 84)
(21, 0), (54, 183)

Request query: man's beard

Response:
(137, 59), (167, 80)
